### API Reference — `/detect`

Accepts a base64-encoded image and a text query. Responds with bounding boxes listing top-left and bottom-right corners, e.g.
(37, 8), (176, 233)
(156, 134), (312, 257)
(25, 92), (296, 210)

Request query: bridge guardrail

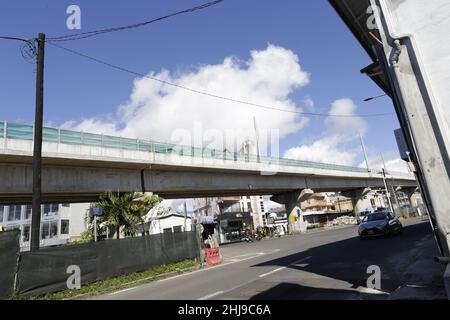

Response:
(1, 121), (402, 175)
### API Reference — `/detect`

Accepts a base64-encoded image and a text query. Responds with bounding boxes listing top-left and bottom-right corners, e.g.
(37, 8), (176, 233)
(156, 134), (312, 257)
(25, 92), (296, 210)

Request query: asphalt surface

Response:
(92, 218), (442, 300)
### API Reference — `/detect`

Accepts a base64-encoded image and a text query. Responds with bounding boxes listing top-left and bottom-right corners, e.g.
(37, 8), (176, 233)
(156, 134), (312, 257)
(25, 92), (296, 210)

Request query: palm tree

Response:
(96, 191), (162, 239)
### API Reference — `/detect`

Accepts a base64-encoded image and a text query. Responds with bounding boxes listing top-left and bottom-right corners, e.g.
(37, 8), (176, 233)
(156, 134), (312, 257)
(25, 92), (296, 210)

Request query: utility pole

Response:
(379, 153), (396, 215)
(30, 33), (45, 252)
(381, 168), (395, 215)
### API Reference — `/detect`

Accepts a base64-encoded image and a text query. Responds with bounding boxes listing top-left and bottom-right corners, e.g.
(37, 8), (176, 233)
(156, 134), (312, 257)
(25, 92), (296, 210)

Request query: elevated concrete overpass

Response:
(0, 122), (416, 206)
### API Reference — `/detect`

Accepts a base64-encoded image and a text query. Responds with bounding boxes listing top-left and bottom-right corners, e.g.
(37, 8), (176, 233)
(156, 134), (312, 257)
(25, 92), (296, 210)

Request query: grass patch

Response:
(17, 259), (199, 300)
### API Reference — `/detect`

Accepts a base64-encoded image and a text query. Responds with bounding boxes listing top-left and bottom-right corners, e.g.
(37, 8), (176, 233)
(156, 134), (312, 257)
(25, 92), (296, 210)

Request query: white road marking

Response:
(226, 249), (280, 261)
(108, 287), (138, 295)
(259, 267), (285, 278)
(258, 256), (312, 278)
(198, 291), (225, 300)
(155, 249), (279, 284)
(107, 248), (283, 297)
(355, 286), (390, 295)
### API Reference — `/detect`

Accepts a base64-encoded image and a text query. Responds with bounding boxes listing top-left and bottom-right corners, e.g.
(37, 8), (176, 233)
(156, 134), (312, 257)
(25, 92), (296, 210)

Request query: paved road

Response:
(92, 218), (441, 300)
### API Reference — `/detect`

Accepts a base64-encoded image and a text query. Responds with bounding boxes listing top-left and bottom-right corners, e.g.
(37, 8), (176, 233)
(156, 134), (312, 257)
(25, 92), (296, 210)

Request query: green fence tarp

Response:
(0, 230), (20, 300)
(18, 231), (196, 296)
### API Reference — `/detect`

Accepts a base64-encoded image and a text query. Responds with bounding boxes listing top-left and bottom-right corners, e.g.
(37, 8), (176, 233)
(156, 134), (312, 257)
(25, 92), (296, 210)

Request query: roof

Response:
(328, 0), (392, 95)
(156, 213), (191, 220)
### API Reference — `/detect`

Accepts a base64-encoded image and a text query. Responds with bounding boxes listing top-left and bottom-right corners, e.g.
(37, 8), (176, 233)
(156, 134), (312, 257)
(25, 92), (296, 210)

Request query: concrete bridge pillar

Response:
(398, 186), (422, 216)
(271, 190), (309, 234)
(341, 189), (368, 219)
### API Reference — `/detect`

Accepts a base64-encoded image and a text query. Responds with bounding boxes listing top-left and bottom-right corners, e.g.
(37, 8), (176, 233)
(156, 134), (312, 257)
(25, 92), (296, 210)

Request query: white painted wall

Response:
(58, 203), (90, 239)
(149, 215), (192, 234)
(385, 0), (450, 156)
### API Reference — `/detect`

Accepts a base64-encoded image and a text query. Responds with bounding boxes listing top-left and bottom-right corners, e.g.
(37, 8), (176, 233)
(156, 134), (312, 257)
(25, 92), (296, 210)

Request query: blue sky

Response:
(0, 0), (404, 170)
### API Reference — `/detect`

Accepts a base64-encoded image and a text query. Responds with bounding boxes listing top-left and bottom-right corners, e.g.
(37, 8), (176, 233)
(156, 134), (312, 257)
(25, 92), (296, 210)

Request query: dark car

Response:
(358, 211), (403, 238)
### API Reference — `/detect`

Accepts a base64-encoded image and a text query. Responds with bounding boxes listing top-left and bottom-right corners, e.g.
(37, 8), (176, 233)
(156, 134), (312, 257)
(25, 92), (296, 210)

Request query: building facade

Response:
(0, 203), (89, 250)
(300, 193), (335, 213)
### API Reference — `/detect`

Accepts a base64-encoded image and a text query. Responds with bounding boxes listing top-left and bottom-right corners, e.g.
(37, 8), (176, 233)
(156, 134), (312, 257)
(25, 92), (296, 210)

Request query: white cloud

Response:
(284, 139), (358, 165)
(62, 44), (311, 152)
(284, 98), (367, 165)
(303, 96), (315, 112)
(359, 154), (410, 174)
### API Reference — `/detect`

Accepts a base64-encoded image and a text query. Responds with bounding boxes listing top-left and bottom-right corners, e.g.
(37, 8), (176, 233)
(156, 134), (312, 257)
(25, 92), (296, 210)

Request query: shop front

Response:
(216, 211), (253, 244)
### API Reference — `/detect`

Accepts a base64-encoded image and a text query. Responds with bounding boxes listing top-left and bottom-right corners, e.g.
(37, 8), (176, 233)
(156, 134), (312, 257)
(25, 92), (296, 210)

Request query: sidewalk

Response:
(388, 231), (447, 300)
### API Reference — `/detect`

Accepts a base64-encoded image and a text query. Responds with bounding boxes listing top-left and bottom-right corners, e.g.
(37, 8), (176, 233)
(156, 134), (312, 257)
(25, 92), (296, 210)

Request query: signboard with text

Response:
(89, 207), (103, 217)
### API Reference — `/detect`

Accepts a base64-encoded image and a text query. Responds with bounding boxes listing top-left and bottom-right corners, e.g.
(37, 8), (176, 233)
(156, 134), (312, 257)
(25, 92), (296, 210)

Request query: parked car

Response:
(358, 211), (403, 238)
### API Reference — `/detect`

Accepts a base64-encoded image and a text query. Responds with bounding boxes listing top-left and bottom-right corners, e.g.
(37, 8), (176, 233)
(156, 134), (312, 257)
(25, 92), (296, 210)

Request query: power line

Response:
(0, 35), (32, 42)
(47, 0), (225, 42)
(0, 35), (38, 63)
(47, 41), (395, 118)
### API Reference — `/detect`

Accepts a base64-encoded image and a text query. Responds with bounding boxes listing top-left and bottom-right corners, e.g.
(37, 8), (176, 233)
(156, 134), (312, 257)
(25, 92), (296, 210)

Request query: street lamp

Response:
(363, 93), (388, 102)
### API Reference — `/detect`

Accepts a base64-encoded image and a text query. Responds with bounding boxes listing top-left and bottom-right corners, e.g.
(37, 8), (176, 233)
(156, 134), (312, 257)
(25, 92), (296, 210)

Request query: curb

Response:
(66, 264), (203, 300)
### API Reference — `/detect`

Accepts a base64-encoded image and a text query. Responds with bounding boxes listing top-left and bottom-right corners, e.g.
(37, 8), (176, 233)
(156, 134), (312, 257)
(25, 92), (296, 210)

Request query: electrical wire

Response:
(1, 36), (38, 63)
(47, 41), (395, 119)
(47, 0), (224, 42)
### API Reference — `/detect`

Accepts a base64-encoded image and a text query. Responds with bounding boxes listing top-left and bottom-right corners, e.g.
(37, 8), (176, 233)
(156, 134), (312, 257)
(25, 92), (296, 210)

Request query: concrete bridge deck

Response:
(0, 122), (416, 203)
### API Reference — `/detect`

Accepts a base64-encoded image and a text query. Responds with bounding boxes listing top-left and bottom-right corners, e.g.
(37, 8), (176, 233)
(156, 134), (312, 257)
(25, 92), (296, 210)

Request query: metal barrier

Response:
(15, 231), (196, 297)
(0, 121), (371, 173)
(0, 230), (20, 300)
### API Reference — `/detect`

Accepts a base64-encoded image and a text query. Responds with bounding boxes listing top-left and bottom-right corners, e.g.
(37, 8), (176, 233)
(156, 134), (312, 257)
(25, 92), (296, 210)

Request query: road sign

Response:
(89, 207), (103, 217)
(394, 128), (409, 161)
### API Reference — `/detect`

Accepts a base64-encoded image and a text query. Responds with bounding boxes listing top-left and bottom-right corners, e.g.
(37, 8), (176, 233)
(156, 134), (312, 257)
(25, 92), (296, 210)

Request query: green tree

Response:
(94, 191), (162, 239)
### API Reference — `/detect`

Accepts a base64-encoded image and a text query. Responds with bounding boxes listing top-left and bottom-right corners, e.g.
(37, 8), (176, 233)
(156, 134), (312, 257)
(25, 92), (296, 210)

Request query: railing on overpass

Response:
(1, 121), (407, 176)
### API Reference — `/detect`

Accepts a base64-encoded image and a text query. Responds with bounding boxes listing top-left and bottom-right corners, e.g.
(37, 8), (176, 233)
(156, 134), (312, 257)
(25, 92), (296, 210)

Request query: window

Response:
(41, 223), (50, 239)
(224, 203), (241, 213)
(370, 199), (376, 207)
(50, 221), (58, 238)
(22, 225), (30, 242)
(43, 203), (59, 216)
(7, 205), (22, 221)
(25, 205), (32, 220)
(0, 206), (4, 223)
(62, 203), (70, 208)
(61, 220), (70, 234)
(173, 225), (183, 233)
(163, 228), (172, 234)
(43, 204), (51, 216)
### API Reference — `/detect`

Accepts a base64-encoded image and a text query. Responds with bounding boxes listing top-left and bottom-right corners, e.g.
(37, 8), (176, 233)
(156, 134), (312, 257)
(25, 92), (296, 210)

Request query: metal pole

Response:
(359, 132), (370, 172)
(390, 174), (400, 215)
(94, 215), (97, 242)
(184, 201), (188, 232)
(30, 33), (45, 252)
(253, 116), (261, 163)
(382, 168), (395, 214)
(337, 196), (342, 213)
